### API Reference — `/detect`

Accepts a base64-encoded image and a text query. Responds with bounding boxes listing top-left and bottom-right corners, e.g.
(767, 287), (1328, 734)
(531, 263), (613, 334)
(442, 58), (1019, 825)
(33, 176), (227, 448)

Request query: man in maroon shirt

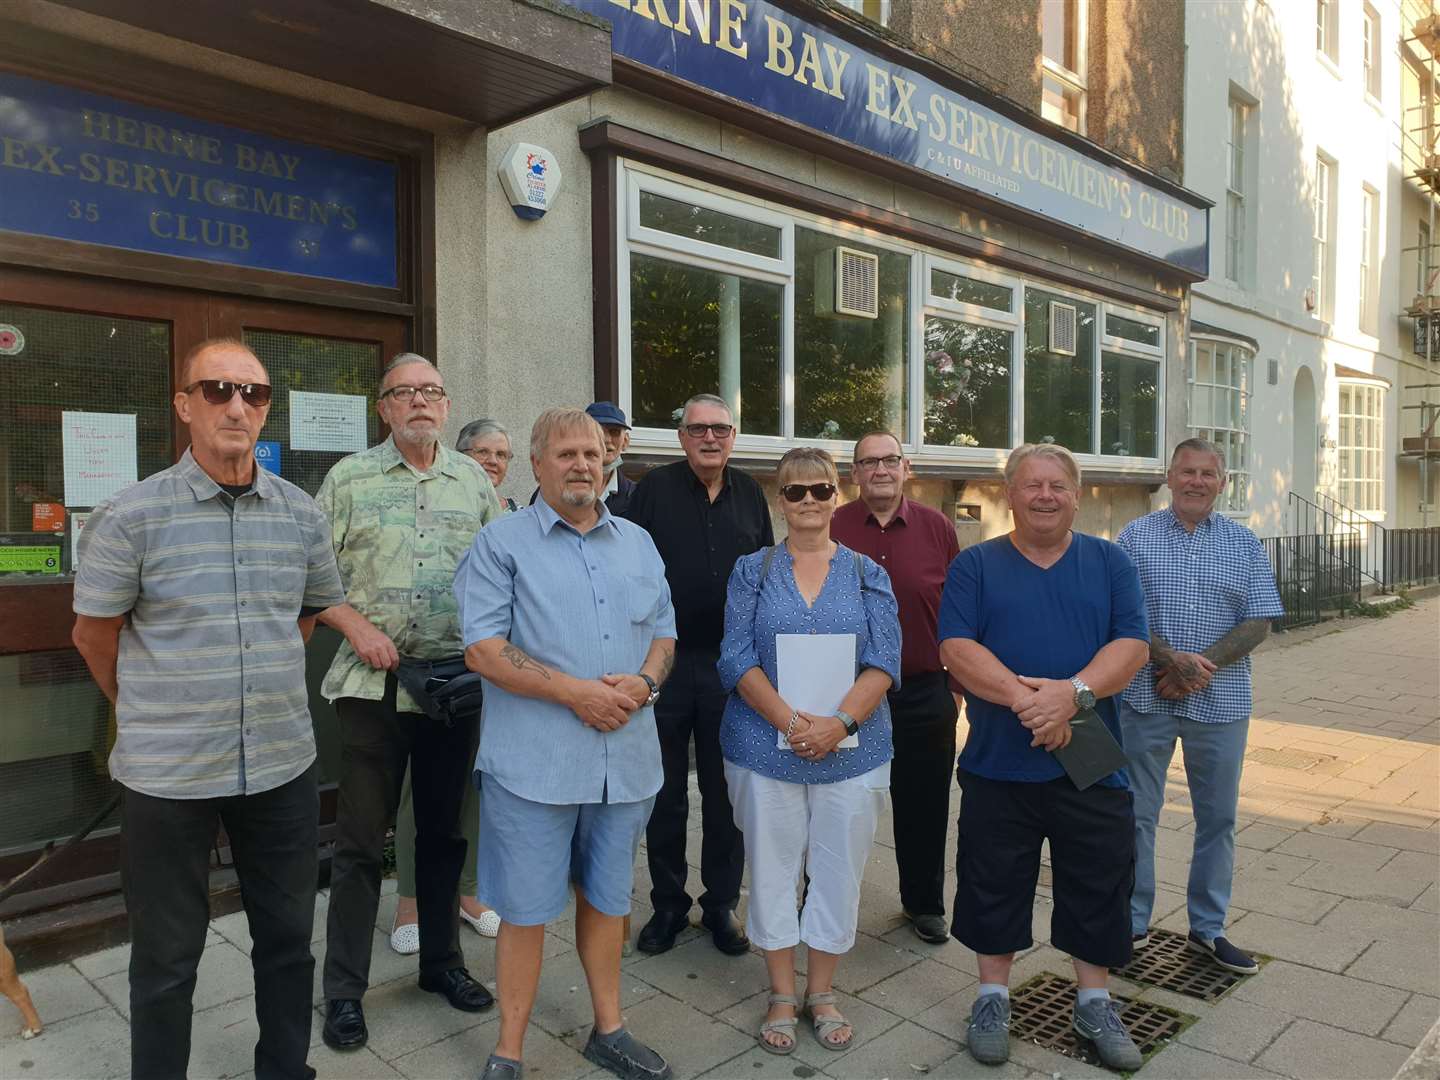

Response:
(831, 431), (961, 944)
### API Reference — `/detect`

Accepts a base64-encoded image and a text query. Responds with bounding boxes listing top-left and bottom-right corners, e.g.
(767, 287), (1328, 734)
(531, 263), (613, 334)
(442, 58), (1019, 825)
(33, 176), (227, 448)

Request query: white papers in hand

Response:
(775, 633), (859, 751)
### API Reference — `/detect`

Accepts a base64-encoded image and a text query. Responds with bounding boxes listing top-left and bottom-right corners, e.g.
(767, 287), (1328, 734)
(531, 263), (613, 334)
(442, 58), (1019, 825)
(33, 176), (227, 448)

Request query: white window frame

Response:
(1226, 97), (1248, 284)
(1359, 184), (1378, 334)
(1188, 336), (1254, 514)
(1041, 0), (1088, 134)
(1312, 153), (1334, 321)
(1362, 3), (1381, 102)
(614, 160), (1167, 471)
(1317, 0), (1339, 67)
(833, 0), (891, 26)
(1418, 220), (1433, 300)
(1337, 378), (1387, 514)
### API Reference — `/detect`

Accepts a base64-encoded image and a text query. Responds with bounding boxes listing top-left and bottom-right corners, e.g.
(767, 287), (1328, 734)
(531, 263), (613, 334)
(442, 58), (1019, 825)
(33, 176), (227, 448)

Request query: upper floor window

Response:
(1317, 0), (1339, 64)
(1189, 339), (1253, 513)
(1359, 185), (1379, 333)
(1418, 220), (1433, 301)
(1041, 0), (1087, 134)
(1226, 97), (1249, 284)
(1362, 3), (1381, 100)
(1337, 381), (1385, 512)
(1312, 153), (1335, 321)
(833, 0), (890, 26)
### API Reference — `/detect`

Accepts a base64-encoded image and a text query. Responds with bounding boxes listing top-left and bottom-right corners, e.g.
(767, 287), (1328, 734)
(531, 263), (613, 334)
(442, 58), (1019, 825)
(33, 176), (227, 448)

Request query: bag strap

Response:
(760, 544), (777, 584)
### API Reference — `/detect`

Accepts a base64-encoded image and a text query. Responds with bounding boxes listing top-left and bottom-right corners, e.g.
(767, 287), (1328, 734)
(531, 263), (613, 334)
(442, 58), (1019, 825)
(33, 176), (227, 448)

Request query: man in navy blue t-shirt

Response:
(938, 443), (1149, 1071)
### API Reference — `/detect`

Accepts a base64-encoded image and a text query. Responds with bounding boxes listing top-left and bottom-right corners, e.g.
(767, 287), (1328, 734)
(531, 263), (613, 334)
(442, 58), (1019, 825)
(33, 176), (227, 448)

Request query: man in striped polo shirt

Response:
(72, 338), (346, 1080)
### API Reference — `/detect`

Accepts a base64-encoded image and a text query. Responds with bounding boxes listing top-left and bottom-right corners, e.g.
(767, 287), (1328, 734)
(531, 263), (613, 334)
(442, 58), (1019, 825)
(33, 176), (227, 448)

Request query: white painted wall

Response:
(1183, 0), (1406, 538)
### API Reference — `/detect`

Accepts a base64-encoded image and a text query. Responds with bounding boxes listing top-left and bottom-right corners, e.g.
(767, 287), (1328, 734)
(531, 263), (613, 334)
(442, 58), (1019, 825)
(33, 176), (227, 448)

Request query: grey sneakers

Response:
(1072, 998), (1143, 1071)
(966, 993), (1012, 1064)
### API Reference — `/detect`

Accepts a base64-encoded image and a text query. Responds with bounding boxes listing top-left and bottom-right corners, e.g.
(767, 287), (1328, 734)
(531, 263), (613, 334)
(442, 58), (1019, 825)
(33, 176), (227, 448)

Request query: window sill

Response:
(1365, 92), (1384, 115)
(1316, 50), (1342, 79)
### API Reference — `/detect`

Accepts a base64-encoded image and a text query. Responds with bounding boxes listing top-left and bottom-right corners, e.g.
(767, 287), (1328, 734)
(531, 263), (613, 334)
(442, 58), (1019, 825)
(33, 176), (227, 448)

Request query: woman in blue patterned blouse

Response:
(718, 447), (901, 1056)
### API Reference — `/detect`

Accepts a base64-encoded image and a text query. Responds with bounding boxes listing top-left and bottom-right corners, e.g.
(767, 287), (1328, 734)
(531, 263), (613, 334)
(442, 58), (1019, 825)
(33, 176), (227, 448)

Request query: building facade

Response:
(0, 0), (1209, 943)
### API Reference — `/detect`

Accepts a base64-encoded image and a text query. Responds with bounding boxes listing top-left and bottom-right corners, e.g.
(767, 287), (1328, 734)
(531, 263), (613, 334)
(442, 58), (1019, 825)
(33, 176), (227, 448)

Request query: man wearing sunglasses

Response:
(830, 432), (961, 947)
(625, 393), (773, 957)
(72, 338), (347, 1080)
(315, 353), (503, 1051)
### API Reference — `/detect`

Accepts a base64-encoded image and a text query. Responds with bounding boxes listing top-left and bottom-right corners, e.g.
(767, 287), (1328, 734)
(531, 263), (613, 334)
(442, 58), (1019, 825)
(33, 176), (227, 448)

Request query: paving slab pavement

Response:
(3, 598), (1437, 1079)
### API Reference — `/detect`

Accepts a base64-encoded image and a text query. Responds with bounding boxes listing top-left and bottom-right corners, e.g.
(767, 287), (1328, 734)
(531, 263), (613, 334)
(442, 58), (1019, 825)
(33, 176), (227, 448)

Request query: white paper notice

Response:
(289, 391), (369, 452)
(62, 411), (137, 507)
(775, 633), (860, 751)
(70, 511), (90, 571)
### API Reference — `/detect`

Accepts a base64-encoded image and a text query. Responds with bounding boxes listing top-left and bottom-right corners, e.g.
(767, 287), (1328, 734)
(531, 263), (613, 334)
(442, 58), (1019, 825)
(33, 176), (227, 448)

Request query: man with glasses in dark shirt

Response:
(831, 431), (960, 945)
(625, 393), (773, 956)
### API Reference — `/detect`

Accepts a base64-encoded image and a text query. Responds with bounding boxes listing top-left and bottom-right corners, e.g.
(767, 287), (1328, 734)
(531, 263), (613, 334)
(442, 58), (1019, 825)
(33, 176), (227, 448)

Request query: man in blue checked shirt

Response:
(1118, 437), (1283, 977)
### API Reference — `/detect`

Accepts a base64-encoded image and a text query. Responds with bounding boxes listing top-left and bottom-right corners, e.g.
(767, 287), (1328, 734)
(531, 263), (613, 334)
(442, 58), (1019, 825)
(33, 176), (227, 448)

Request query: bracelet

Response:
(784, 710), (799, 739)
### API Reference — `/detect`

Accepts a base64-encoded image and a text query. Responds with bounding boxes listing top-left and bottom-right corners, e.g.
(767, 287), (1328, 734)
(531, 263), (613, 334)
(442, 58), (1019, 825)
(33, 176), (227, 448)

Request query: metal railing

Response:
(1262, 532), (1361, 630)
(1287, 491), (1383, 590)
(1313, 491), (1388, 587)
(1384, 527), (1440, 587)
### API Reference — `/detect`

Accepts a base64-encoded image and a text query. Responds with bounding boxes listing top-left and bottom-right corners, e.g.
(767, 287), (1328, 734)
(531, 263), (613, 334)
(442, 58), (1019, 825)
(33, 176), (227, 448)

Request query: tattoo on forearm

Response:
(1150, 633), (1175, 666)
(500, 642), (552, 680)
(656, 646), (675, 685)
(1204, 618), (1270, 668)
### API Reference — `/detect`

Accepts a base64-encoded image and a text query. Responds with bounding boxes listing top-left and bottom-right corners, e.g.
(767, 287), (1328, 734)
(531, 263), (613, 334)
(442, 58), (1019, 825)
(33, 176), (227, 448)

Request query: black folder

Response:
(1052, 707), (1128, 790)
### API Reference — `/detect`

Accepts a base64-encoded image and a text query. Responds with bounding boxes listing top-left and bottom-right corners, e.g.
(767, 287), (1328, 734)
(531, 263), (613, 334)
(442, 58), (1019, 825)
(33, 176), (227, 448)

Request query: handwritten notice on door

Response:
(289, 391), (368, 452)
(62, 411), (137, 507)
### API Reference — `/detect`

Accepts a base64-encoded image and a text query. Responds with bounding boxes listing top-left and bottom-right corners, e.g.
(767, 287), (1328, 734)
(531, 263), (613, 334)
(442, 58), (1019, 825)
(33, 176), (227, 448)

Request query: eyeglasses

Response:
(856, 454), (903, 471)
(465, 448), (513, 463)
(781, 482), (837, 503)
(380, 384), (447, 403)
(682, 423), (735, 439)
(184, 380), (272, 407)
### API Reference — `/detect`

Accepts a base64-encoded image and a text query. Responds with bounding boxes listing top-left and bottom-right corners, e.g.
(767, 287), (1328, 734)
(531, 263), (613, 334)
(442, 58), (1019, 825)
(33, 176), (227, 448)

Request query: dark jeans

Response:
(121, 765), (319, 1080)
(647, 645), (743, 916)
(323, 675), (480, 999)
(889, 671), (960, 917)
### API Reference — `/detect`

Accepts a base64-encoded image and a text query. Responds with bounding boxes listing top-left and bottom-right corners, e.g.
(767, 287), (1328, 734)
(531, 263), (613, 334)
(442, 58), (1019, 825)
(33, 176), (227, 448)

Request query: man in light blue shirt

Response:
(455, 408), (677, 1080)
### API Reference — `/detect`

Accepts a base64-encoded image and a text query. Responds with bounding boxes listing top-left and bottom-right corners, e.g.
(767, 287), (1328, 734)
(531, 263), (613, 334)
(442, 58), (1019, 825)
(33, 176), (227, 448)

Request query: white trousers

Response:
(724, 760), (890, 954)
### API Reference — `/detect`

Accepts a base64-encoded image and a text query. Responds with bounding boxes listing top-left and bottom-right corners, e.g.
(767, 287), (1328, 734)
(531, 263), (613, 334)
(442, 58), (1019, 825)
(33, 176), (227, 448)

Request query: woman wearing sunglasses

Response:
(716, 447), (900, 1056)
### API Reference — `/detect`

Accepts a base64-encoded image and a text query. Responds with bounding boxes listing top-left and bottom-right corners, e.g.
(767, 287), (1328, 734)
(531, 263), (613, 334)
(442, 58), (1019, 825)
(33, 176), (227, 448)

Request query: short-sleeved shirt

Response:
(717, 544), (901, 784)
(316, 436), (501, 711)
(937, 532), (1149, 787)
(1118, 509), (1284, 724)
(72, 449), (346, 799)
(830, 496), (959, 677)
(455, 497), (676, 806)
(625, 461), (774, 652)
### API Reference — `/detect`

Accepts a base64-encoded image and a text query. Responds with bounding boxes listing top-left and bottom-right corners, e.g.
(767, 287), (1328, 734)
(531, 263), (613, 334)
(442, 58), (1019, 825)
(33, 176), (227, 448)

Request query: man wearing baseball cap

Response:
(587, 402), (636, 518)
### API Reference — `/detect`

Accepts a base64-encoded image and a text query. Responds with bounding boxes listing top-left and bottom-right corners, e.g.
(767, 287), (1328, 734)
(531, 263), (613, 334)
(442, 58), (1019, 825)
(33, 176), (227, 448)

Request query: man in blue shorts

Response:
(939, 443), (1149, 1071)
(455, 407), (677, 1080)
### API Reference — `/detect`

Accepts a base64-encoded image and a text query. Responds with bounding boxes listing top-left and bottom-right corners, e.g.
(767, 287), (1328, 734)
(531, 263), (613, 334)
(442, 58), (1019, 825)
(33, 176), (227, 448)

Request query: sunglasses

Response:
(781, 482), (837, 503)
(682, 423), (735, 439)
(184, 380), (272, 407)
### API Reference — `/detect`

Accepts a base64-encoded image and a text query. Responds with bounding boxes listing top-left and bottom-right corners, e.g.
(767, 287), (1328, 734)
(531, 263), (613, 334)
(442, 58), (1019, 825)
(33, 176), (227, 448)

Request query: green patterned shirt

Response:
(317, 436), (501, 710)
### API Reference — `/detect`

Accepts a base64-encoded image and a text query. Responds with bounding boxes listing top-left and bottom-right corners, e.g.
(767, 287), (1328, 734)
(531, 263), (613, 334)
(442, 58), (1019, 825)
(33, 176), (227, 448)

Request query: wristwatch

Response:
(638, 673), (661, 707)
(836, 709), (859, 737)
(1070, 677), (1096, 710)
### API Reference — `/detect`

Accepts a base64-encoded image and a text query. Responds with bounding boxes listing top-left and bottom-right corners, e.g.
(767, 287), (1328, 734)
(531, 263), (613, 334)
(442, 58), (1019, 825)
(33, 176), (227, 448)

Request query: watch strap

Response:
(836, 709), (859, 736)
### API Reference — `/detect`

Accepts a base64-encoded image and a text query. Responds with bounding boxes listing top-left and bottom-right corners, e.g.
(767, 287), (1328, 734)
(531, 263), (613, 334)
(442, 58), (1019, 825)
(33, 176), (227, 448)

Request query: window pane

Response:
(794, 228), (908, 440)
(637, 190), (782, 258)
(930, 268), (1013, 312)
(1106, 312), (1160, 347)
(629, 253), (782, 434)
(1023, 288), (1095, 451)
(1041, 0), (1077, 69)
(1196, 341), (1213, 384)
(1042, 76), (1083, 131)
(1101, 352), (1158, 457)
(923, 316), (1012, 449)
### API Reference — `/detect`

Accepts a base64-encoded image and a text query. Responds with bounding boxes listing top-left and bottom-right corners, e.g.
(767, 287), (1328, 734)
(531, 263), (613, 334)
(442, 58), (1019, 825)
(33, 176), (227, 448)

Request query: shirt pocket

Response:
(628, 575), (660, 624)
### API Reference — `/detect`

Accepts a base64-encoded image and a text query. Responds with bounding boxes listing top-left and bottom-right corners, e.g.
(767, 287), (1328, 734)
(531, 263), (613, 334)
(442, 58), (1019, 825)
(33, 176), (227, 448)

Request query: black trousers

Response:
(323, 675), (480, 999)
(888, 671), (960, 917)
(121, 764), (319, 1080)
(647, 645), (744, 916)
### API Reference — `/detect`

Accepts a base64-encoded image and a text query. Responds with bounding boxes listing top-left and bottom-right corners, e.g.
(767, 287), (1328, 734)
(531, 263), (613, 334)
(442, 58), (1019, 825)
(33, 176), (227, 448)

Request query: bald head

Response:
(180, 337), (267, 388)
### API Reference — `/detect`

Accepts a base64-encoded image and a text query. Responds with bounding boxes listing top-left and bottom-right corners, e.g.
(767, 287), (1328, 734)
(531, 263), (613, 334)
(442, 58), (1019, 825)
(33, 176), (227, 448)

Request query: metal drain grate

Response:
(1010, 973), (1188, 1066)
(1245, 746), (1335, 770)
(1115, 927), (1254, 1001)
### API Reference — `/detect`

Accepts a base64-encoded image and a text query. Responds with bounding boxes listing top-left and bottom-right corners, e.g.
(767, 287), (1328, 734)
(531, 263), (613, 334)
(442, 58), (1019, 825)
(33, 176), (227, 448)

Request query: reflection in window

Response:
(1100, 352), (1158, 458)
(629, 253), (782, 434)
(1023, 288), (1095, 452)
(923, 316), (1011, 449)
(931, 268), (1012, 312)
(637, 191), (782, 258)
(1106, 313), (1160, 348)
(1190, 339), (1252, 512)
(794, 228), (907, 440)
(1338, 382), (1385, 511)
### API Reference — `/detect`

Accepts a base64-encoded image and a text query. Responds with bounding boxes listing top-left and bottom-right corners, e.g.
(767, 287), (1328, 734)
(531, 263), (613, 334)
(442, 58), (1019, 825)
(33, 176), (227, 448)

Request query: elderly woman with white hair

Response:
(717, 447), (901, 1056)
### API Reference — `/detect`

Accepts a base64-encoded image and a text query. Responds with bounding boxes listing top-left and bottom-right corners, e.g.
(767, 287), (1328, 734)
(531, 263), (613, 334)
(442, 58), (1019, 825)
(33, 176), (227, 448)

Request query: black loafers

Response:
(322, 998), (367, 1051)
(418, 967), (495, 1012)
(700, 910), (750, 956)
(636, 910), (689, 955)
(904, 910), (950, 945)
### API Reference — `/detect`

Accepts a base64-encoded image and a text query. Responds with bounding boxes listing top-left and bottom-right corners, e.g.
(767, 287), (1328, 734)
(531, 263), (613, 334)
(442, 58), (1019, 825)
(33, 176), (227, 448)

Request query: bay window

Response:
(617, 163), (1167, 467)
(1189, 338), (1253, 512)
(1338, 381), (1386, 512)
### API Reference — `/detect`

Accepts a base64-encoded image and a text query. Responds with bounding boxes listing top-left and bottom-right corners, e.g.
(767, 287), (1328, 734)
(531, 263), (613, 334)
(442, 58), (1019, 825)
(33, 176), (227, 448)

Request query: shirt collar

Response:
(686, 463), (730, 496)
(378, 435), (466, 480)
(864, 495), (909, 527)
(603, 467), (620, 498)
(532, 491), (619, 537)
(177, 447), (278, 501)
(1166, 506), (1217, 532)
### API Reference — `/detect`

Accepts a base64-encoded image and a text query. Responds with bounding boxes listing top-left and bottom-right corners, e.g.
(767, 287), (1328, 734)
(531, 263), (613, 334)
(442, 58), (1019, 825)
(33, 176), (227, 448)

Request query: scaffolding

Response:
(1402, 0), (1440, 529)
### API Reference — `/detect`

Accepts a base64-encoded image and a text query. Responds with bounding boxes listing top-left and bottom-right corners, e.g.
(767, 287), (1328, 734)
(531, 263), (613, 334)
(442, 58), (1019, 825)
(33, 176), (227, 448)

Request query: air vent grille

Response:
(834, 246), (879, 319)
(1048, 301), (1078, 355)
